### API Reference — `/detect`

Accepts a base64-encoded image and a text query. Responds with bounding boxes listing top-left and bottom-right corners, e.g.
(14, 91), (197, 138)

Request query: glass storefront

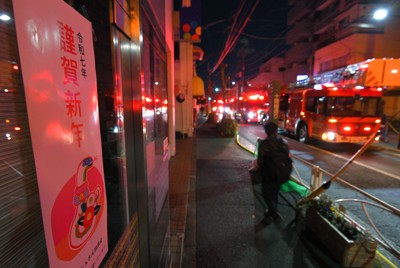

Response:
(0, 1), (48, 266)
(141, 5), (170, 265)
(0, 0), (171, 267)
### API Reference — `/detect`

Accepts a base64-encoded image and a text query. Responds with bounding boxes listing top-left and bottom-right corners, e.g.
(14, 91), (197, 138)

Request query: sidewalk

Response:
(169, 120), (331, 267)
(169, 137), (195, 266)
(169, 119), (399, 267)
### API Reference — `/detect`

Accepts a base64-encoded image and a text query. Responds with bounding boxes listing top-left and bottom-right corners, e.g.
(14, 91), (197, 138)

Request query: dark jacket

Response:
(257, 135), (288, 183)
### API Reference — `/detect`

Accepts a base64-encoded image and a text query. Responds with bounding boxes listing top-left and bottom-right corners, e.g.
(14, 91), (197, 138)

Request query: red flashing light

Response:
(323, 83), (335, 88)
(343, 126), (352, 132)
(248, 94), (260, 100)
(12, 64), (19, 70)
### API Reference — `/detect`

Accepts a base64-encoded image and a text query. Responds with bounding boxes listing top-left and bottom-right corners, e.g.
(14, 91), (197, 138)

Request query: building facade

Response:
(252, 0), (400, 117)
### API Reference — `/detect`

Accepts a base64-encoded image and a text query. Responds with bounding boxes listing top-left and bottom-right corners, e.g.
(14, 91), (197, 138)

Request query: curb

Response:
(370, 144), (400, 154)
(235, 134), (255, 155)
(235, 134), (399, 268)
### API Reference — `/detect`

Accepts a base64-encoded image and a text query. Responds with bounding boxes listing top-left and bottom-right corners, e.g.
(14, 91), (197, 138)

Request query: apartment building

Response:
(258, 0), (400, 116)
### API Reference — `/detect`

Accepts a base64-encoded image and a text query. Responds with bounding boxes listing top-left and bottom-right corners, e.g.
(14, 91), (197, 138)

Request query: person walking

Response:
(257, 121), (292, 223)
(380, 113), (389, 142)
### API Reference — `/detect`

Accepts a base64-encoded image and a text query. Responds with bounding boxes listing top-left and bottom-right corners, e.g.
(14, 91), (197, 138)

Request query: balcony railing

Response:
(286, 19), (313, 44)
(285, 42), (312, 65)
(288, 0), (312, 25)
(313, 9), (338, 35)
(315, 0), (336, 11)
(335, 20), (385, 40)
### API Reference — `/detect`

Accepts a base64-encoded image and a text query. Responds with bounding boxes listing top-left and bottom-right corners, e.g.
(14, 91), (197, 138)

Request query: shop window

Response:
(0, 2), (48, 266)
(141, 16), (168, 148)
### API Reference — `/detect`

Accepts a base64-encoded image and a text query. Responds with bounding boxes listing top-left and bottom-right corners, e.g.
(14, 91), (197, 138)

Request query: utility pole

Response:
(238, 48), (246, 96)
(220, 63), (227, 100)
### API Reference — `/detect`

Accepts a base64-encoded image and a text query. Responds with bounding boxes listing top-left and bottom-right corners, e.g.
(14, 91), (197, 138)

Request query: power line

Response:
(202, 16), (234, 29)
(240, 32), (287, 41)
(209, 0), (260, 74)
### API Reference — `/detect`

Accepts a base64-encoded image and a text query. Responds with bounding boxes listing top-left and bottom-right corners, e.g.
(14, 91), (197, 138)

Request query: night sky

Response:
(197, 0), (288, 89)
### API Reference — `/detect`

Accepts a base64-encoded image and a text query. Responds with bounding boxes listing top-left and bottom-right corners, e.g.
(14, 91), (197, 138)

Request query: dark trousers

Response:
(261, 180), (281, 214)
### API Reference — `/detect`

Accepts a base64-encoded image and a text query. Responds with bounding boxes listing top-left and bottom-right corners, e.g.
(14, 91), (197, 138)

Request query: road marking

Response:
(309, 145), (400, 181)
(242, 125), (400, 181)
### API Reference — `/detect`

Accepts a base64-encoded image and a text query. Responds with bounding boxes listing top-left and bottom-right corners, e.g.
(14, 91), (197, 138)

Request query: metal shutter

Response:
(0, 1), (48, 266)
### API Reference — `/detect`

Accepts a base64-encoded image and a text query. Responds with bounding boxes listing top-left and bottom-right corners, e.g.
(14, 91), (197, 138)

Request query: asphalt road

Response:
(238, 123), (400, 264)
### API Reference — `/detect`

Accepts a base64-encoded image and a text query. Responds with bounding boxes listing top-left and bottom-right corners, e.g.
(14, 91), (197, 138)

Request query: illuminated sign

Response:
(180, 0), (201, 42)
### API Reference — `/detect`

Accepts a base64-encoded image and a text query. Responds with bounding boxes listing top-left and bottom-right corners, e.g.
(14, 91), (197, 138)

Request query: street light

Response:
(373, 8), (388, 20)
(0, 14), (11, 21)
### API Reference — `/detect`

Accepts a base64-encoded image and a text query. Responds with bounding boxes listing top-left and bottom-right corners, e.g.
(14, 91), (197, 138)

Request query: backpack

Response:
(263, 137), (293, 184)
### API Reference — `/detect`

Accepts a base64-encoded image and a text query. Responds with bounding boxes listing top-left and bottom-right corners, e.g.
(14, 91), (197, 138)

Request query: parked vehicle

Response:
(282, 85), (382, 143)
(279, 58), (400, 143)
(237, 91), (268, 124)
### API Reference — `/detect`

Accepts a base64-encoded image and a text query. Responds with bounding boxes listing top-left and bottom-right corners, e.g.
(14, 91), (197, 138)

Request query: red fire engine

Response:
(236, 90), (268, 123)
(281, 58), (400, 143)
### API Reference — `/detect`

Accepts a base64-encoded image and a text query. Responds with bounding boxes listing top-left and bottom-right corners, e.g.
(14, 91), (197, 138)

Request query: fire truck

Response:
(282, 58), (400, 143)
(236, 90), (268, 123)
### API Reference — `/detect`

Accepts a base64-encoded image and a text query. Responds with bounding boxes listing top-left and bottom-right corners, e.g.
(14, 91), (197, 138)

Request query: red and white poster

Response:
(13, 0), (108, 267)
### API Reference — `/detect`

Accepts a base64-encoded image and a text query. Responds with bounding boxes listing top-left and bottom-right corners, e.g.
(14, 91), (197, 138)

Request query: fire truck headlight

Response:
(248, 111), (255, 119)
(363, 126), (371, 131)
(322, 132), (336, 141)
